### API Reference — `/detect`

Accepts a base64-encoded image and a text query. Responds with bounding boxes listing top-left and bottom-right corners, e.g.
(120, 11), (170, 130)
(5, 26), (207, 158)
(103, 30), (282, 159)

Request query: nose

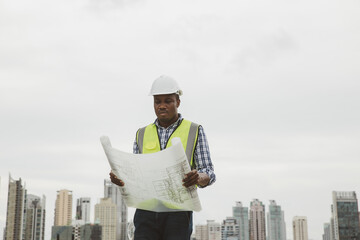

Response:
(158, 102), (166, 109)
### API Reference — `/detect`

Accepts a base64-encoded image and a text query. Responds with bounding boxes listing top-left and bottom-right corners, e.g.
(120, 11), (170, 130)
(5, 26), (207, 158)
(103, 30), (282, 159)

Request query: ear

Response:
(176, 98), (180, 108)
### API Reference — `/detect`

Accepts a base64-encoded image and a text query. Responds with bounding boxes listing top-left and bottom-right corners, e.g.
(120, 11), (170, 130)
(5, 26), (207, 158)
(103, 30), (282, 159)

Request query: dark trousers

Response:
(134, 209), (193, 240)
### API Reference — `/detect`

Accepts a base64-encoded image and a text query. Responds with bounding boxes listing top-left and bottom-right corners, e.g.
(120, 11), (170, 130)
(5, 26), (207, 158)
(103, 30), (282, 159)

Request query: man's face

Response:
(153, 94), (180, 127)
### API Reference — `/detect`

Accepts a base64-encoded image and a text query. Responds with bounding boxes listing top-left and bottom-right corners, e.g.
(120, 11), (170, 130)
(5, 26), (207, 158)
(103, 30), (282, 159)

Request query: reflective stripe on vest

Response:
(136, 119), (199, 168)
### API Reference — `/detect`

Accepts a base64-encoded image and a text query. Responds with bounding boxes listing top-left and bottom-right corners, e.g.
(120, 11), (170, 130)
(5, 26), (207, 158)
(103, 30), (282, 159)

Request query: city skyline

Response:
(3, 174), (359, 240)
(1, 0), (359, 239)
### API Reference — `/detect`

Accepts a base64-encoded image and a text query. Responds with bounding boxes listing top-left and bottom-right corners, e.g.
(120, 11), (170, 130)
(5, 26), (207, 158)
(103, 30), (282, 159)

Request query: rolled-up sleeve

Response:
(194, 126), (216, 187)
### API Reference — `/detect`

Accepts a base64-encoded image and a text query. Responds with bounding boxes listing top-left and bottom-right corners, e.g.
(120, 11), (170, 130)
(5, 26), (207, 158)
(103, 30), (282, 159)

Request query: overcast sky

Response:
(1, 0), (360, 239)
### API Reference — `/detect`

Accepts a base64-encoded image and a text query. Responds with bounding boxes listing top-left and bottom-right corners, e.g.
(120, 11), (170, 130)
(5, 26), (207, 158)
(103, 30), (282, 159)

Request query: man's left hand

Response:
(182, 170), (210, 188)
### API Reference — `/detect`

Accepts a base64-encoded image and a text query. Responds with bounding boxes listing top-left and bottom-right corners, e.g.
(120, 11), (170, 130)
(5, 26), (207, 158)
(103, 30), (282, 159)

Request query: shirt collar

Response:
(154, 113), (183, 129)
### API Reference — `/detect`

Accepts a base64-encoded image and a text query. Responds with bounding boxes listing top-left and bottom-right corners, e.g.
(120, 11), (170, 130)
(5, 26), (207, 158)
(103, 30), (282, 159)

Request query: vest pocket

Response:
(145, 141), (157, 151)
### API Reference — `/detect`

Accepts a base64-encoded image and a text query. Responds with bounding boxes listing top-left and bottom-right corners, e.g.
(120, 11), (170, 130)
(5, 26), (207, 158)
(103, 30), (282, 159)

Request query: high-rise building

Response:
(330, 218), (336, 240)
(4, 175), (26, 240)
(208, 220), (221, 240)
(51, 226), (73, 240)
(292, 216), (308, 240)
(104, 179), (128, 240)
(332, 191), (360, 240)
(80, 224), (102, 240)
(249, 199), (266, 240)
(232, 201), (249, 240)
(76, 197), (91, 223)
(195, 224), (208, 240)
(194, 220), (221, 240)
(54, 189), (73, 226)
(323, 223), (331, 240)
(51, 224), (102, 240)
(221, 217), (239, 240)
(24, 194), (46, 240)
(95, 198), (117, 240)
(330, 206), (336, 240)
(72, 220), (86, 240)
(267, 200), (286, 240)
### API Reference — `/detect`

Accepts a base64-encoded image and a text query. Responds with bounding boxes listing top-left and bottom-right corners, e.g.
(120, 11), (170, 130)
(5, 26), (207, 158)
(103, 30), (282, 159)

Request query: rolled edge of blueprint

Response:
(100, 135), (112, 148)
(100, 135), (118, 174)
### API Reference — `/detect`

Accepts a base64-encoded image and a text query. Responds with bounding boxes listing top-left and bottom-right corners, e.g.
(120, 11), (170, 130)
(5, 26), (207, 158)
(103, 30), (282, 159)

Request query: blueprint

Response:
(100, 136), (202, 212)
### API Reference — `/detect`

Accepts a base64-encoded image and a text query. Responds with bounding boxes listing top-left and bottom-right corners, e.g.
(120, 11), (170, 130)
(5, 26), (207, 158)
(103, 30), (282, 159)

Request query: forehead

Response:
(153, 94), (177, 100)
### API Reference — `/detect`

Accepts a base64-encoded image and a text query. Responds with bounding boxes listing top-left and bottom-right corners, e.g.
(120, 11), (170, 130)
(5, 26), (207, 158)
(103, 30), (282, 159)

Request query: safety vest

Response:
(136, 119), (200, 169)
(135, 119), (200, 211)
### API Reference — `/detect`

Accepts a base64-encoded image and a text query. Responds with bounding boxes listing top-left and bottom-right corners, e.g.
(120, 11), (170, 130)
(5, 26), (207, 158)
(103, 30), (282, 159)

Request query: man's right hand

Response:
(109, 171), (125, 187)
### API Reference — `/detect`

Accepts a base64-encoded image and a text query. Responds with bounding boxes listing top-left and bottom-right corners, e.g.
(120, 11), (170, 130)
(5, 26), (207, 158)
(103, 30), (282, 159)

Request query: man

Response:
(110, 75), (216, 240)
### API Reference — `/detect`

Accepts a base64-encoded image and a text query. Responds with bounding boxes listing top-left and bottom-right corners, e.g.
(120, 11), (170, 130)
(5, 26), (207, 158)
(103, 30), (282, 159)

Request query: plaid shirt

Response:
(133, 114), (216, 187)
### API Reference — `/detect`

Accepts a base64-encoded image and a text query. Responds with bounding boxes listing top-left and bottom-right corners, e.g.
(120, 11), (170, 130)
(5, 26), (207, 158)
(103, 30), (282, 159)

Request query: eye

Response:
(165, 98), (173, 104)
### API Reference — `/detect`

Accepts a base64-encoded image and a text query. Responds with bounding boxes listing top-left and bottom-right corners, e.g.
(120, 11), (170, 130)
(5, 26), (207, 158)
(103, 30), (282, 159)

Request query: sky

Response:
(1, 0), (360, 239)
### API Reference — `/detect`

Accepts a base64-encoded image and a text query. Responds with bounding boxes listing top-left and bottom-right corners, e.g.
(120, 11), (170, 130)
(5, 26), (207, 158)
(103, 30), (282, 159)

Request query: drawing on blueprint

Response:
(101, 136), (202, 212)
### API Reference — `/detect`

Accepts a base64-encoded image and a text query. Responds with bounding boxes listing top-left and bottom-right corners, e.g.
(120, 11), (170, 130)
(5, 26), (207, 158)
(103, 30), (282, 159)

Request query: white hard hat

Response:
(149, 75), (183, 96)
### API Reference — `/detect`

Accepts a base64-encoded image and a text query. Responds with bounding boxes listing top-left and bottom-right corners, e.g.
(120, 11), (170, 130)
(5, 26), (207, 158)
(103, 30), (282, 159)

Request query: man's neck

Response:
(158, 114), (180, 128)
